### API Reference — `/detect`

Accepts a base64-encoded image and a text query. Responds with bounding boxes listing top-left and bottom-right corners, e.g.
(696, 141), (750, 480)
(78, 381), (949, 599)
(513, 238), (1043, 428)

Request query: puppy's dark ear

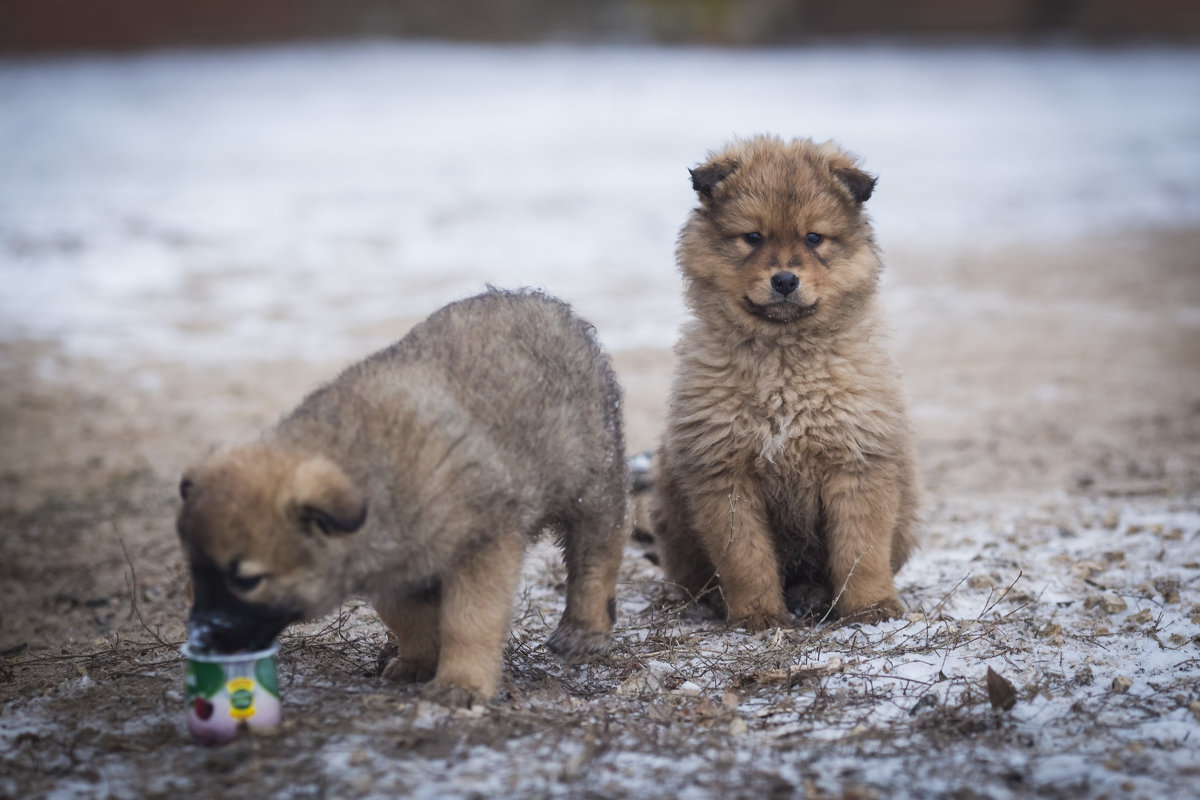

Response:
(301, 502), (367, 536)
(291, 456), (367, 536)
(690, 156), (739, 201)
(832, 166), (876, 205)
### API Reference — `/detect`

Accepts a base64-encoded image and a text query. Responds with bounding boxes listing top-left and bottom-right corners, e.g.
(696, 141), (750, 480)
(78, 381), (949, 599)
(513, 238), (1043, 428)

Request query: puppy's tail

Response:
(629, 451), (659, 565)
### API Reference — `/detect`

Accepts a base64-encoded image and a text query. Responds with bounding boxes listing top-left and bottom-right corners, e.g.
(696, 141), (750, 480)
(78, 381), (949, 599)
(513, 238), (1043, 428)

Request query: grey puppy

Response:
(178, 289), (630, 706)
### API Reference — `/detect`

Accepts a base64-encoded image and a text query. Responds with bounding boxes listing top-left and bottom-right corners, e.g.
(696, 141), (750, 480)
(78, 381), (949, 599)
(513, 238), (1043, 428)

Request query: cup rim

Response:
(181, 641), (280, 663)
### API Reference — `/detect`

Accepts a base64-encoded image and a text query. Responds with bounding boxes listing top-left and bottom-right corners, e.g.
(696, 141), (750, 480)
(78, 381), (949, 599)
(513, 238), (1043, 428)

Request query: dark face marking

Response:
(186, 557), (300, 654)
(741, 296), (820, 324)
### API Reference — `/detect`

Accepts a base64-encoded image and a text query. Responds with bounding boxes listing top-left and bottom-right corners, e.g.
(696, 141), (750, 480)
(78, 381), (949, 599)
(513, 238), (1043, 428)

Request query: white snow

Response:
(2, 43), (1200, 364)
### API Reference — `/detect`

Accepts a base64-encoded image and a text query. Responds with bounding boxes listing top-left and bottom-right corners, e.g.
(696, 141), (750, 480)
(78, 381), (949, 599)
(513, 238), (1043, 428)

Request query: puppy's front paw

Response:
(381, 656), (436, 684)
(838, 597), (903, 625)
(730, 608), (792, 632)
(546, 622), (611, 662)
(421, 680), (487, 710)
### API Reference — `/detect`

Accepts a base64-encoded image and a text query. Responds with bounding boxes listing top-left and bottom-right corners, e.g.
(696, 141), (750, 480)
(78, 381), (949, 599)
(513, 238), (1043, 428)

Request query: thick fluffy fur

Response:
(178, 290), (629, 706)
(651, 135), (917, 630)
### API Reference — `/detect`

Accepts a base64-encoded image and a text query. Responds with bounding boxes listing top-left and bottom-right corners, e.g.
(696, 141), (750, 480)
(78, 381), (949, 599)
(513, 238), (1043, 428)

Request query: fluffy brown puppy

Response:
(651, 135), (917, 630)
(177, 290), (630, 706)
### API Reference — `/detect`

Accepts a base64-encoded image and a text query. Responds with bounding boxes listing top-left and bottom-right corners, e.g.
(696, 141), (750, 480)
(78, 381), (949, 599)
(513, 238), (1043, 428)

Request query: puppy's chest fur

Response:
(672, 323), (901, 483)
(749, 356), (847, 468)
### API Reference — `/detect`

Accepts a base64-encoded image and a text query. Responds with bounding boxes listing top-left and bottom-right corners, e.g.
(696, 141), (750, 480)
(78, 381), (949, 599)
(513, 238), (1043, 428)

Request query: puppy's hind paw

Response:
(381, 656), (436, 684)
(546, 622), (611, 662)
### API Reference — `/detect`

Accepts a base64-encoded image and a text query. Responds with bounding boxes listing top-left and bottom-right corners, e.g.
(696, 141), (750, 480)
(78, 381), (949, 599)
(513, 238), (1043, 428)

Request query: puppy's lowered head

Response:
(177, 443), (367, 653)
(679, 135), (882, 337)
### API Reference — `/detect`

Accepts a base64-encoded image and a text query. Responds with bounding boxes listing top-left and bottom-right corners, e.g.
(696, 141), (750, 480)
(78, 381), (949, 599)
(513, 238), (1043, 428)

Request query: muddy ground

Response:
(2, 228), (1199, 799)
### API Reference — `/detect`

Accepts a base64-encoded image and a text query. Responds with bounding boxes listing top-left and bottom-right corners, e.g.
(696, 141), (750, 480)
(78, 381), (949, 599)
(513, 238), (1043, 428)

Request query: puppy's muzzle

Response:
(187, 605), (296, 654)
(770, 271), (800, 297)
(187, 561), (300, 653)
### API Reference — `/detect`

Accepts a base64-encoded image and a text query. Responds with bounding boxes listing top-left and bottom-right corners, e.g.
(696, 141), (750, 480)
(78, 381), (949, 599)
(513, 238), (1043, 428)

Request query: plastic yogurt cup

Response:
(182, 642), (281, 744)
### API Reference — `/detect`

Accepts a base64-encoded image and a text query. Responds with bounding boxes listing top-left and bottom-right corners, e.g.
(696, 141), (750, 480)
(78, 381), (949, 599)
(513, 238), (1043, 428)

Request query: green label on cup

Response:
(186, 660), (225, 700)
(230, 686), (254, 712)
(255, 656), (279, 698)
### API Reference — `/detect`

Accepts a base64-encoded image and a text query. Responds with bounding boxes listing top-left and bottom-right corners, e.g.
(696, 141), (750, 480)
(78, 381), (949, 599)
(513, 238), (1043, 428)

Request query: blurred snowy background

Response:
(2, 0), (1199, 366)
(3, 43), (1199, 366)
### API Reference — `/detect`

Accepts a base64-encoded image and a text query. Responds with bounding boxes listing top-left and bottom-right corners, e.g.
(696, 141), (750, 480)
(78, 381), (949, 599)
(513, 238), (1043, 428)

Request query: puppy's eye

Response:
(227, 561), (266, 594)
(229, 573), (264, 594)
(805, 232), (824, 246)
(742, 232), (763, 245)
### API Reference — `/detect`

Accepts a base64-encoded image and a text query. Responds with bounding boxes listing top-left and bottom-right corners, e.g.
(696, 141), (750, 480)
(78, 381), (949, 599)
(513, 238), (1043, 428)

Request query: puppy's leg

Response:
(821, 467), (904, 623)
(651, 468), (723, 608)
(547, 488), (628, 660)
(689, 479), (789, 631)
(375, 587), (440, 684)
(424, 531), (523, 707)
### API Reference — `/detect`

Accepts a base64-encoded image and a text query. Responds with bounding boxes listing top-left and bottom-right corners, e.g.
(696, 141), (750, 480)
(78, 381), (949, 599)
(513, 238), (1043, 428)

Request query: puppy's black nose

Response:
(771, 271), (799, 297)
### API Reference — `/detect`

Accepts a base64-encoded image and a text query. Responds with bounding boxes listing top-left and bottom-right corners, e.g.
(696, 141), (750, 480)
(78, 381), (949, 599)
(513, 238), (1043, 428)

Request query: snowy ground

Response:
(2, 42), (1199, 799)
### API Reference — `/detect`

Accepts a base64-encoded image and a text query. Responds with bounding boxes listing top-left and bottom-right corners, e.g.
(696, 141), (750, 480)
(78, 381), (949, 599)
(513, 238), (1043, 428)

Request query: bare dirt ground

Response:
(2, 228), (1199, 799)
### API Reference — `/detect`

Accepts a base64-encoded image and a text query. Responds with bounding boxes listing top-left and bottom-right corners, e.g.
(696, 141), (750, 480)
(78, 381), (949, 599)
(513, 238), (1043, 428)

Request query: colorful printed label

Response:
(184, 652), (281, 744)
(227, 677), (256, 720)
